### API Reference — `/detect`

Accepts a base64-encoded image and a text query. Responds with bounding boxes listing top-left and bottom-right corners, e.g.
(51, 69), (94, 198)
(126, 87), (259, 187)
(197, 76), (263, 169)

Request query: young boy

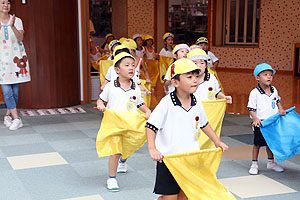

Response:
(247, 63), (286, 175)
(195, 37), (219, 71)
(145, 58), (228, 200)
(97, 52), (151, 191)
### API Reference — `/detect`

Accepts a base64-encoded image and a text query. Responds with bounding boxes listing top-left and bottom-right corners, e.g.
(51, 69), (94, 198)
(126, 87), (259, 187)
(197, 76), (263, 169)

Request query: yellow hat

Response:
(108, 40), (121, 51)
(187, 49), (208, 61)
(133, 34), (143, 40)
(144, 34), (154, 41)
(113, 45), (130, 57)
(122, 38), (137, 50)
(163, 32), (174, 40)
(119, 37), (127, 43)
(196, 37), (208, 44)
(105, 33), (114, 40)
(189, 45), (201, 50)
(172, 44), (190, 55)
(169, 58), (200, 80)
(113, 52), (135, 67)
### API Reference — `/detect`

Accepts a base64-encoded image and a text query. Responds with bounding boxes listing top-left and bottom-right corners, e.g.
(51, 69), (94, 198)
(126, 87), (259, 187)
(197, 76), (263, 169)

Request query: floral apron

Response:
(0, 24), (30, 84)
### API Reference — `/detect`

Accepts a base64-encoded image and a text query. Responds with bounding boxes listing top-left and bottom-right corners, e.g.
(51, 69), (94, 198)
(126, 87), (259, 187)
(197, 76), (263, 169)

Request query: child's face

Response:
(111, 44), (119, 52)
(174, 48), (189, 59)
(135, 38), (143, 47)
(165, 37), (174, 47)
(192, 59), (207, 75)
(172, 72), (200, 94)
(256, 70), (273, 86)
(146, 39), (153, 47)
(107, 36), (114, 44)
(115, 57), (135, 79)
(199, 43), (208, 50)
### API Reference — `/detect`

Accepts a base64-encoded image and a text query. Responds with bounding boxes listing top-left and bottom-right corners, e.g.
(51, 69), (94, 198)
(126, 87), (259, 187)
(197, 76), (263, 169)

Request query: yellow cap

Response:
(108, 40), (120, 51)
(163, 32), (174, 40)
(105, 33), (114, 40)
(172, 44), (190, 55)
(196, 37), (208, 44)
(144, 34), (154, 41)
(113, 52), (135, 67)
(189, 45), (201, 50)
(187, 49), (208, 61)
(169, 58), (200, 79)
(119, 37), (127, 43)
(133, 34), (142, 40)
(121, 38), (137, 50)
(113, 45), (130, 57)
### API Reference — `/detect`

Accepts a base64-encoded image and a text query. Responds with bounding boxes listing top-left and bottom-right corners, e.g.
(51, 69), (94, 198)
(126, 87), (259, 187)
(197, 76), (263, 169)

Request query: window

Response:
(90, 0), (112, 37)
(224, 0), (260, 45)
(168, 0), (209, 45)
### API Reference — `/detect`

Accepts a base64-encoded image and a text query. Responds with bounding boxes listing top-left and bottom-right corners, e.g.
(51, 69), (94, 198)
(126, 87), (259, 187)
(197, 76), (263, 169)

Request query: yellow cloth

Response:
(99, 60), (113, 85)
(96, 109), (147, 159)
(140, 79), (151, 107)
(159, 55), (174, 83)
(208, 68), (224, 93)
(145, 60), (160, 87)
(198, 99), (226, 149)
(164, 148), (236, 200)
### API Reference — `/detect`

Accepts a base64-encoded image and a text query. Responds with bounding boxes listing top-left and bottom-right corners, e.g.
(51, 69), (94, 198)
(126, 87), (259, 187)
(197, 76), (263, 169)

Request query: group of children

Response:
(95, 32), (286, 199)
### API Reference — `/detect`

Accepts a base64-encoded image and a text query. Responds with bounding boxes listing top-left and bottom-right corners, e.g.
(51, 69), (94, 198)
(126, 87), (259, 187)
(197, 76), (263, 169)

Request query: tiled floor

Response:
(0, 105), (299, 200)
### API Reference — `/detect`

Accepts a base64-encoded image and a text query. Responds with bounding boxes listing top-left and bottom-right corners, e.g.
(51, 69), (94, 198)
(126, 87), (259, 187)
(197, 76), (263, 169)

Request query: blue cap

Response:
(253, 63), (276, 77)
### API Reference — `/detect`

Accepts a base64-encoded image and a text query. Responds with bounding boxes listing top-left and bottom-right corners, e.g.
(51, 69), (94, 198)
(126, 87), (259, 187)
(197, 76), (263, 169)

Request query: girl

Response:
(159, 32), (174, 58)
(187, 48), (232, 103)
(101, 33), (115, 56)
(133, 33), (145, 59)
(143, 34), (156, 60)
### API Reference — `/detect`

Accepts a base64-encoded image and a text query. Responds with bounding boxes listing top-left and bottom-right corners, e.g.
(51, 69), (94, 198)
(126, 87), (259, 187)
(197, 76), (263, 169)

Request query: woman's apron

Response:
(0, 24), (30, 84)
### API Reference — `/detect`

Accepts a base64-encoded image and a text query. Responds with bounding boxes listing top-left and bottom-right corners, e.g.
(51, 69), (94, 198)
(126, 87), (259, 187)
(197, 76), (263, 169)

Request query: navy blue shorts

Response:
(253, 126), (267, 146)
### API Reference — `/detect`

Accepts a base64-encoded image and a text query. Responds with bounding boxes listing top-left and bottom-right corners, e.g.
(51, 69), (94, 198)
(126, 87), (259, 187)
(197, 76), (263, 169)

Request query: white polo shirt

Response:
(159, 48), (173, 58)
(105, 66), (118, 82)
(99, 78), (144, 112)
(146, 91), (209, 155)
(247, 85), (281, 120)
(163, 63), (175, 94)
(207, 51), (219, 68)
(194, 72), (221, 101)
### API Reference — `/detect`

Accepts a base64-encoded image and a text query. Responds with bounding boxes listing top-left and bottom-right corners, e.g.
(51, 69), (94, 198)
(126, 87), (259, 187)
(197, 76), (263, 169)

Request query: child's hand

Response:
(148, 147), (163, 163)
(215, 141), (229, 152)
(252, 117), (262, 127)
(279, 109), (286, 116)
(225, 96), (232, 104)
(97, 104), (106, 112)
(146, 79), (151, 83)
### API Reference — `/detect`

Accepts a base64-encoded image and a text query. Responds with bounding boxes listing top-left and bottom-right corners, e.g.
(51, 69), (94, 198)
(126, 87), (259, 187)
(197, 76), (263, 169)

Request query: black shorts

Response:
(253, 126), (267, 146)
(153, 161), (181, 195)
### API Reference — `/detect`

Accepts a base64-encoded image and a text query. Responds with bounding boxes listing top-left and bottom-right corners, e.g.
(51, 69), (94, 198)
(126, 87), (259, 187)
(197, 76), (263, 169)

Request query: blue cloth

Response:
(1, 84), (19, 109)
(260, 107), (300, 163)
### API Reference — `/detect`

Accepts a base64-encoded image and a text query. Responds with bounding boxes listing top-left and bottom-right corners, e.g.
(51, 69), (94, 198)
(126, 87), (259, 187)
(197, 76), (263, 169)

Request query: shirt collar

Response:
(170, 91), (197, 107)
(256, 84), (274, 94)
(114, 78), (136, 90)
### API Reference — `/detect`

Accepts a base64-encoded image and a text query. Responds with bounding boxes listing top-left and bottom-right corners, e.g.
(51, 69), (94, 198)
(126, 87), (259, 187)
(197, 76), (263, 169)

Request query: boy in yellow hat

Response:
(159, 32), (174, 58)
(146, 58), (228, 200)
(195, 37), (219, 71)
(97, 52), (151, 192)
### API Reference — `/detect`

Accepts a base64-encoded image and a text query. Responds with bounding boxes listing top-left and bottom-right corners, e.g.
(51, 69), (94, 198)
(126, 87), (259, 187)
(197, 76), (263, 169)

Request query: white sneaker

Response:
(9, 118), (23, 131)
(267, 162), (284, 172)
(106, 178), (119, 192)
(249, 163), (259, 175)
(4, 115), (13, 127)
(117, 162), (128, 174)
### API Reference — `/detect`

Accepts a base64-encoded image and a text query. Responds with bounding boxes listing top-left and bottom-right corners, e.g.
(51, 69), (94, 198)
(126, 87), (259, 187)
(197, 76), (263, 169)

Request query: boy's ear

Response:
(171, 79), (179, 88)
(114, 67), (120, 74)
(255, 76), (260, 81)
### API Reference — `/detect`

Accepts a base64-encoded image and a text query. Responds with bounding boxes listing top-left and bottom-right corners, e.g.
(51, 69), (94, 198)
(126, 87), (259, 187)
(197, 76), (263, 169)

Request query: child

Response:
(97, 52), (151, 191)
(89, 38), (102, 73)
(247, 63), (286, 175)
(159, 32), (174, 58)
(101, 33), (115, 56)
(133, 33), (145, 58)
(143, 34), (156, 60)
(196, 37), (219, 71)
(107, 39), (121, 60)
(163, 44), (190, 94)
(188, 48), (232, 103)
(146, 58), (228, 200)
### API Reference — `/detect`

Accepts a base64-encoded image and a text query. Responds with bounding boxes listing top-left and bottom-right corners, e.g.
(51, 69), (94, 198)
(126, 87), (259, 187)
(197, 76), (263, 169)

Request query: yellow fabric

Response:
(164, 148), (236, 200)
(207, 68), (225, 93)
(92, 56), (108, 71)
(145, 60), (160, 87)
(140, 79), (151, 107)
(99, 60), (113, 85)
(198, 99), (226, 149)
(96, 109), (147, 159)
(159, 55), (174, 83)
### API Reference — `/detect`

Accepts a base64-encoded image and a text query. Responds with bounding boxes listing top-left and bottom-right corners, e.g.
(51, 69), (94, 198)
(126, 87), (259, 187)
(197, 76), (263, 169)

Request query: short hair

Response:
(172, 69), (200, 81)
(114, 56), (134, 68)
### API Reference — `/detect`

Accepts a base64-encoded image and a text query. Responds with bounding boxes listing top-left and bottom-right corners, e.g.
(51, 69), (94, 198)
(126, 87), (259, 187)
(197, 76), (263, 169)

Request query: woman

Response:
(0, 0), (30, 130)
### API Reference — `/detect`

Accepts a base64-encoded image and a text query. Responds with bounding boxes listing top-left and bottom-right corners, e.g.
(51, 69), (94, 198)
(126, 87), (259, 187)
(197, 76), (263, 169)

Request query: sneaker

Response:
(9, 118), (23, 131)
(267, 162), (284, 172)
(106, 178), (119, 192)
(117, 162), (128, 174)
(4, 115), (12, 127)
(249, 163), (259, 175)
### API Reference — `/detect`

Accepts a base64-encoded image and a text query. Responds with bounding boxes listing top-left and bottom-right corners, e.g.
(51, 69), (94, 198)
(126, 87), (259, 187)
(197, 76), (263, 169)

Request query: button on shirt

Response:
(99, 78), (144, 112)
(247, 85), (280, 120)
(146, 91), (208, 155)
